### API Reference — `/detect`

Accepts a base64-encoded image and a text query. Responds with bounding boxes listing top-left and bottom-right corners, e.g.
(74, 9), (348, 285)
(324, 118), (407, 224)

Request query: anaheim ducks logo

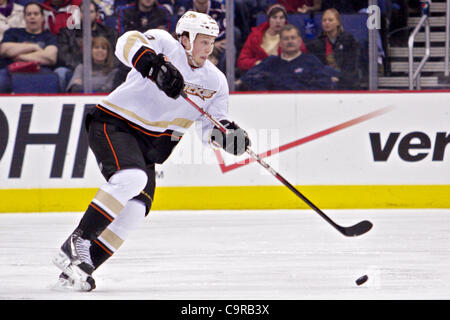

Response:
(184, 82), (216, 101)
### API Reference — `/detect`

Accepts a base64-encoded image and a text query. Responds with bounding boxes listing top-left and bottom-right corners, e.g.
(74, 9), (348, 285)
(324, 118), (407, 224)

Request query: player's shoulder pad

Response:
(143, 29), (178, 46)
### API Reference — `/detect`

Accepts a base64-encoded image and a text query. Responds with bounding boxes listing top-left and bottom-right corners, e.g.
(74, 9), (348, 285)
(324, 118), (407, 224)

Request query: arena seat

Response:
(11, 72), (60, 94)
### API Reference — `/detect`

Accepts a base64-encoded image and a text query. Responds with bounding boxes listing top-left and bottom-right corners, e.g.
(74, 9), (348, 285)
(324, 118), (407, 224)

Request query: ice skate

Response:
(52, 272), (96, 292)
(53, 230), (96, 291)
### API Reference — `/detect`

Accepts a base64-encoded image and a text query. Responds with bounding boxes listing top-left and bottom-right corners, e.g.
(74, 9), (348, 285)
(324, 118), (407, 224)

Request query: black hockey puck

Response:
(355, 275), (368, 286)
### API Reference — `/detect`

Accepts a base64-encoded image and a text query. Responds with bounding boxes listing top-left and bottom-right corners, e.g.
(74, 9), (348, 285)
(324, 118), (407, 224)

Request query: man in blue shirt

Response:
(0, 1), (57, 92)
(240, 24), (337, 91)
(116, 0), (170, 35)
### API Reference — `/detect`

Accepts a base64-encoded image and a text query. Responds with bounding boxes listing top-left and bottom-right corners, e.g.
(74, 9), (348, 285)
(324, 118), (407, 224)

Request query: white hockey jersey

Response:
(100, 28), (229, 144)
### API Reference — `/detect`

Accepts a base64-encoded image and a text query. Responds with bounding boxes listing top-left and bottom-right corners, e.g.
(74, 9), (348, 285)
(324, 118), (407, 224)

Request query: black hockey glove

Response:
(210, 120), (251, 156)
(132, 47), (184, 99)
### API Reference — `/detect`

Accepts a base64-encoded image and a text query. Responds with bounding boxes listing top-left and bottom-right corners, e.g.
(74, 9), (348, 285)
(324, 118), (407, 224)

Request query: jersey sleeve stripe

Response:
(122, 31), (150, 64)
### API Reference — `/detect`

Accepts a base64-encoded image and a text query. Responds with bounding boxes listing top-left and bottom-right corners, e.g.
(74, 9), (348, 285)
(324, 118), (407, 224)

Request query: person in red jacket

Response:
(237, 4), (287, 72)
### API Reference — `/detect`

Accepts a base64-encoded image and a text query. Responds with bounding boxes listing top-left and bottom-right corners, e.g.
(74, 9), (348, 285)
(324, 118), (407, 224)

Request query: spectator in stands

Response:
(0, 0), (25, 41)
(240, 24), (335, 91)
(306, 8), (361, 90)
(114, 0), (170, 87)
(0, 1), (58, 93)
(41, 0), (82, 35)
(237, 3), (289, 72)
(66, 36), (117, 92)
(115, 0), (173, 16)
(55, 1), (118, 91)
(92, 0), (116, 28)
(98, 0), (173, 29)
(277, 0), (322, 13)
(117, 0), (170, 35)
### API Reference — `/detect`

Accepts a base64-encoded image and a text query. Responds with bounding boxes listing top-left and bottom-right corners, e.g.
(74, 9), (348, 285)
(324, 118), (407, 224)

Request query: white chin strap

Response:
(186, 32), (200, 67)
(186, 50), (200, 67)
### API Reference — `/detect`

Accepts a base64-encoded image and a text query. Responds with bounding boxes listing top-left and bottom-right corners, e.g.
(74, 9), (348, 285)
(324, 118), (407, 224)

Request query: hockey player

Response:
(53, 11), (251, 291)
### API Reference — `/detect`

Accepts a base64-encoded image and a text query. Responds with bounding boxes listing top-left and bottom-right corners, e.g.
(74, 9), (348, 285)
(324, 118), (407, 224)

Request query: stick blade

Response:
(341, 220), (373, 237)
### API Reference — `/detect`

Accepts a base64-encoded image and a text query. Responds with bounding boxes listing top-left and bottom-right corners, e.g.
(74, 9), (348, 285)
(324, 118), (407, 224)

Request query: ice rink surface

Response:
(1, 209), (450, 300)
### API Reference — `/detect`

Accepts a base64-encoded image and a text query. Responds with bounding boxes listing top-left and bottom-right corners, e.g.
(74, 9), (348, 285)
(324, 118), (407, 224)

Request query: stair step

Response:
(415, 32), (449, 42)
(408, 16), (448, 27)
(391, 61), (448, 72)
(378, 76), (450, 88)
(390, 46), (449, 58)
(430, 2), (448, 13)
(380, 1), (449, 89)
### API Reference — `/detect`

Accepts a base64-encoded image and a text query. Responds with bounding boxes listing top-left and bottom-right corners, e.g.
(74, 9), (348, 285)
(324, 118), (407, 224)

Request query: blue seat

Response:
(11, 72), (60, 94)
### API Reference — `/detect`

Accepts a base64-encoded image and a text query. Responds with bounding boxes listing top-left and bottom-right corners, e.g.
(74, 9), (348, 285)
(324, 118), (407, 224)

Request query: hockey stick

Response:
(181, 91), (372, 237)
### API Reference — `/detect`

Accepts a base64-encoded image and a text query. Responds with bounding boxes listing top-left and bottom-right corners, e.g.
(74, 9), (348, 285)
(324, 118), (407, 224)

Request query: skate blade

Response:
(62, 264), (94, 291)
(50, 276), (76, 292)
(50, 274), (93, 292)
(51, 280), (93, 292)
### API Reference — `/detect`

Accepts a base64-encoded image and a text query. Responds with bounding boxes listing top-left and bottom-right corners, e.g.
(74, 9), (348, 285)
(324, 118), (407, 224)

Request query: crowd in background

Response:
(0, 0), (422, 93)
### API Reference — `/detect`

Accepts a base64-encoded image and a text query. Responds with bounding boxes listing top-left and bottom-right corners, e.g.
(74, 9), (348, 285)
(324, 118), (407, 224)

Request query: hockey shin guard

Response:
(90, 199), (147, 269)
(76, 168), (148, 240)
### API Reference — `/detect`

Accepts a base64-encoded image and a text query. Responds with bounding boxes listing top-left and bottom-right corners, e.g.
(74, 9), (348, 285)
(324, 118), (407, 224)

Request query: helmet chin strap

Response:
(186, 50), (200, 68)
(182, 33), (200, 68)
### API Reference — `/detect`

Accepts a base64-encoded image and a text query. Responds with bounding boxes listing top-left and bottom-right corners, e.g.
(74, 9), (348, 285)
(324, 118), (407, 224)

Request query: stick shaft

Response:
(245, 148), (345, 233)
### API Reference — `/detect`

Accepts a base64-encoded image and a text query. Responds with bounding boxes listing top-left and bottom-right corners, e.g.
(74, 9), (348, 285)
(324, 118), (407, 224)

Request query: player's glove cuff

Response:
(132, 46), (184, 99)
(210, 120), (251, 156)
(132, 46), (158, 79)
